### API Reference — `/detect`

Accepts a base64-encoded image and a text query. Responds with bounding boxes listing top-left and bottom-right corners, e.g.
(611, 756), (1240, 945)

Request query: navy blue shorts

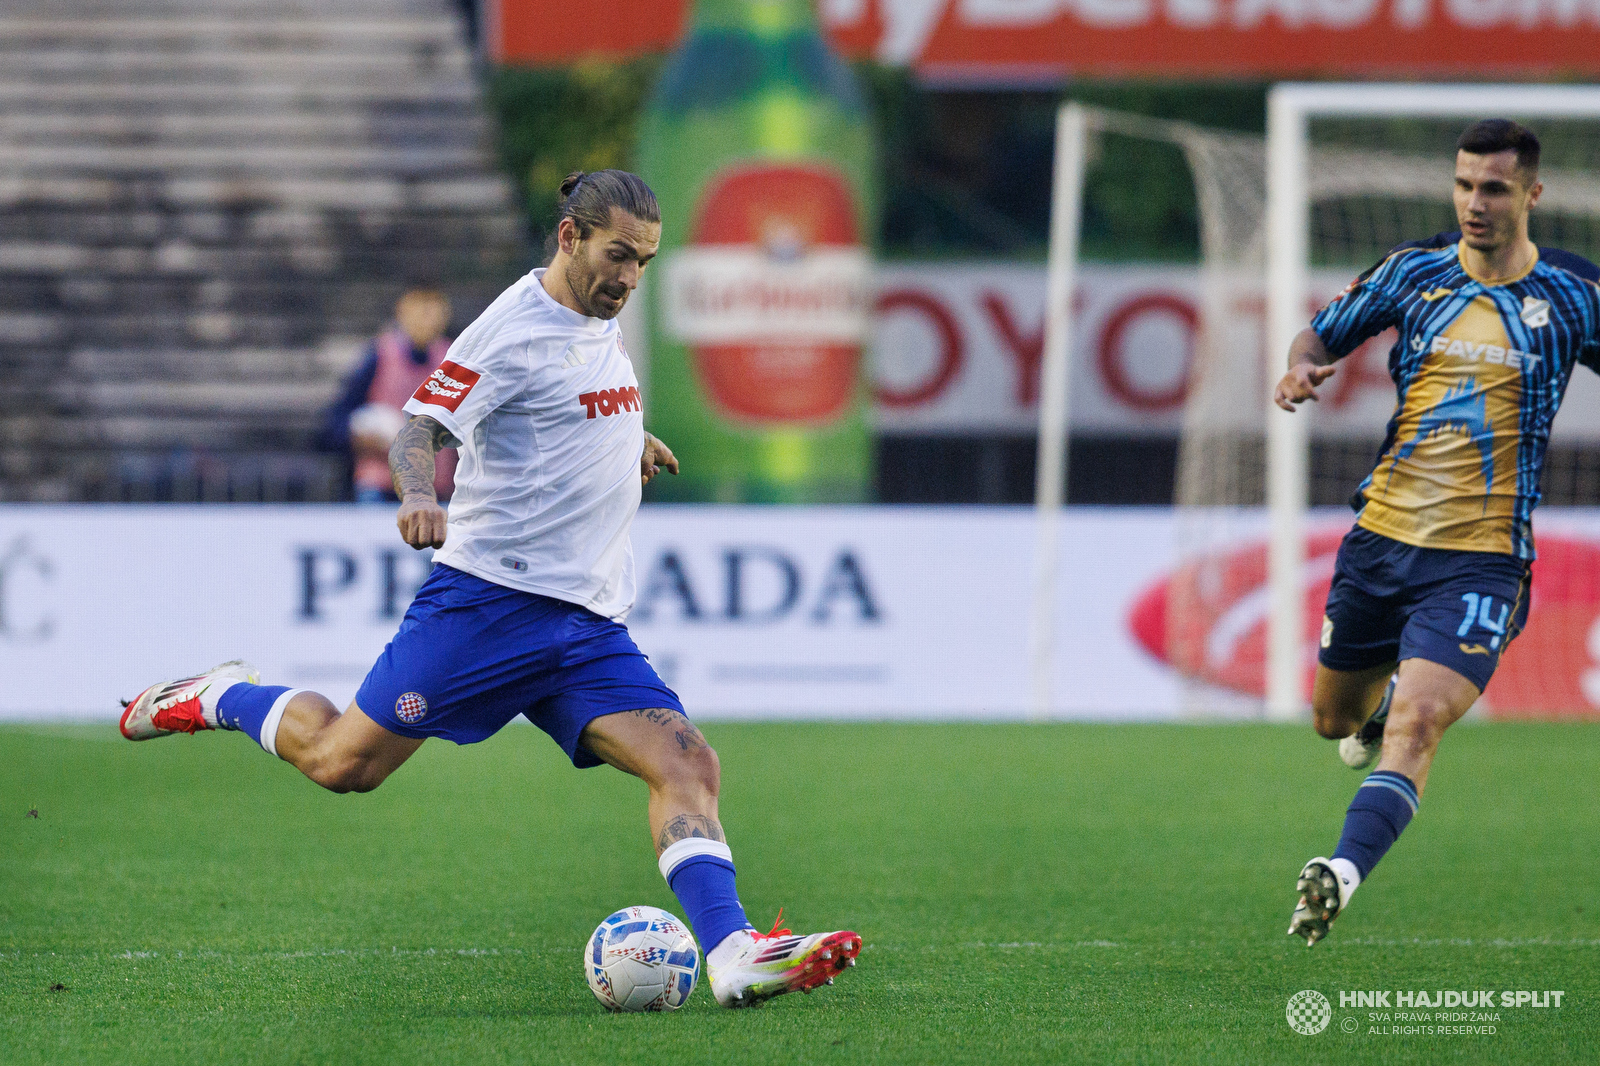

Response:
(356, 564), (683, 767)
(1318, 526), (1532, 692)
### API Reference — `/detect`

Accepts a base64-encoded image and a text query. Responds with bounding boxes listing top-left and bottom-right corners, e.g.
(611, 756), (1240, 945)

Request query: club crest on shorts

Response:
(395, 691), (428, 724)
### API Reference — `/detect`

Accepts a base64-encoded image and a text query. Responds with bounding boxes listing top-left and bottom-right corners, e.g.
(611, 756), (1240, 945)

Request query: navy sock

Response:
(1333, 770), (1419, 879)
(659, 843), (753, 954)
(216, 683), (290, 746)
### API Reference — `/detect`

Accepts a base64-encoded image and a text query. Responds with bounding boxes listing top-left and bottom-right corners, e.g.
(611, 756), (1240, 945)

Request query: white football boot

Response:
(1287, 857), (1351, 947)
(709, 912), (862, 1008)
(119, 660), (259, 740)
(1339, 674), (1396, 770)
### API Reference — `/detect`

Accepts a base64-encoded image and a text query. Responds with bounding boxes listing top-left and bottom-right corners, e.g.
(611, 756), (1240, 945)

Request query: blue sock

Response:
(1333, 770), (1419, 879)
(658, 841), (753, 954)
(216, 683), (291, 751)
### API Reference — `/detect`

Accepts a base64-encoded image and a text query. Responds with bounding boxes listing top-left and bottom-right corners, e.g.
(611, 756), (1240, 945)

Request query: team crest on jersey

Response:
(1520, 296), (1551, 328)
(395, 692), (428, 724)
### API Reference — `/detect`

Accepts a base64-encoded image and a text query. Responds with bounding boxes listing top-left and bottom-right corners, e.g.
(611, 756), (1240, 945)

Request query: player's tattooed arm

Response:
(656, 813), (726, 851)
(391, 415), (460, 550)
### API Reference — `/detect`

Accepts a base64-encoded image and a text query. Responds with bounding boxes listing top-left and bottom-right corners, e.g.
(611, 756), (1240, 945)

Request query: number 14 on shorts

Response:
(1457, 592), (1509, 649)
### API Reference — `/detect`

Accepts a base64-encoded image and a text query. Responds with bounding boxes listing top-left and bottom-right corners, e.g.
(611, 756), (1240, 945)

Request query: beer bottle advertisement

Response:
(638, 0), (877, 502)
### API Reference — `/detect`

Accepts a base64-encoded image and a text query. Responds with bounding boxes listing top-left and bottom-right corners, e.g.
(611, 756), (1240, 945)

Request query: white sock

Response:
(258, 688), (306, 757)
(1329, 857), (1362, 902)
(197, 677), (242, 729)
(707, 929), (754, 969)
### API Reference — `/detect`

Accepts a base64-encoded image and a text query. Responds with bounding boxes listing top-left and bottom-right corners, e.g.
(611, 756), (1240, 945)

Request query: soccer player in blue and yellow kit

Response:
(1275, 120), (1600, 945)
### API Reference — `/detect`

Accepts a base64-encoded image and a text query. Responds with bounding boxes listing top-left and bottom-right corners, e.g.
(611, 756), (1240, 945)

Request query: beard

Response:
(564, 258), (628, 320)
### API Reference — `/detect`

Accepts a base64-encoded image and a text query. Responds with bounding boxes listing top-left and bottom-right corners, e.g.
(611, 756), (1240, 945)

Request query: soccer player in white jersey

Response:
(120, 170), (861, 1007)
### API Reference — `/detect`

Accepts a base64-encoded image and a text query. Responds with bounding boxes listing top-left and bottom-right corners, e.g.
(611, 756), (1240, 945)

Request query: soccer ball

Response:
(584, 906), (700, 1012)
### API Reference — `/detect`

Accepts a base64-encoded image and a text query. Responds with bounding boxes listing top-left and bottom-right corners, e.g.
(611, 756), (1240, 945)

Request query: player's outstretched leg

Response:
(120, 660), (261, 739)
(1290, 659), (1477, 946)
(121, 663), (422, 793)
(579, 708), (861, 1008)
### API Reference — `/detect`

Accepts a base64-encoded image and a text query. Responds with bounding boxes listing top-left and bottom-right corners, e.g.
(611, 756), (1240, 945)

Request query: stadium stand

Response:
(0, 0), (528, 501)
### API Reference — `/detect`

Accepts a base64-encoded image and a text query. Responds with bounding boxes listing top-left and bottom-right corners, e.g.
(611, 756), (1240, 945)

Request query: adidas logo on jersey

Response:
(1428, 334), (1540, 369)
(561, 347), (589, 369)
(578, 386), (641, 420)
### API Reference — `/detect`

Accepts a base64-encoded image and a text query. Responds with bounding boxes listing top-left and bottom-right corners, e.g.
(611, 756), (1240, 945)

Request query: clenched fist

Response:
(397, 494), (448, 550)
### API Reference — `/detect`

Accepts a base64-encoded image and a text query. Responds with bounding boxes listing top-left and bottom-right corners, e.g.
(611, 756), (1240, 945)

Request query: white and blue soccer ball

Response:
(584, 906), (700, 1012)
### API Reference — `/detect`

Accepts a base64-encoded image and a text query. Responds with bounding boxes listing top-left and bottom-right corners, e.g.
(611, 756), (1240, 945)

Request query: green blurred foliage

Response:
(486, 58), (665, 254)
(485, 60), (1268, 263)
(1070, 83), (1267, 262)
(853, 74), (1270, 262)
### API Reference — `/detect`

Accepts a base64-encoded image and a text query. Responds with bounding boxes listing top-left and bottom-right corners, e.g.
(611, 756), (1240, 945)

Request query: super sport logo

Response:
(579, 386), (641, 419)
(411, 361), (481, 413)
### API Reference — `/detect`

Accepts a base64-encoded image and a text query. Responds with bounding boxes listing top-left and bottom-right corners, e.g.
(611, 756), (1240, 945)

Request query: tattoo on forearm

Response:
(389, 415), (459, 498)
(656, 814), (725, 852)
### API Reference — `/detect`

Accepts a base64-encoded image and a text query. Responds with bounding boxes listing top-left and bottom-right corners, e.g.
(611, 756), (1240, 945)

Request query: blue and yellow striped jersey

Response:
(1312, 232), (1600, 559)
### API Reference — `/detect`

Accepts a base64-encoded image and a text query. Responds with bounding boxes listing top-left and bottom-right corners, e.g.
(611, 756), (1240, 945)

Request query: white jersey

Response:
(402, 268), (644, 620)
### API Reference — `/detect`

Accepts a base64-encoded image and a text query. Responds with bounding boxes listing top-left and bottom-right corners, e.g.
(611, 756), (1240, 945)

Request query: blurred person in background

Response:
(322, 288), (458, 503)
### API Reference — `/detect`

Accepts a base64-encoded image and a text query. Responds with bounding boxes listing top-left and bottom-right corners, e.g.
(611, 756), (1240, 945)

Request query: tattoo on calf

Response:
(656, 814), (726, 851)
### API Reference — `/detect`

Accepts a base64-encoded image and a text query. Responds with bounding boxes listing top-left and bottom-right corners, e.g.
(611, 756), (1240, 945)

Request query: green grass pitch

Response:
(3, 720), (1596, 1065)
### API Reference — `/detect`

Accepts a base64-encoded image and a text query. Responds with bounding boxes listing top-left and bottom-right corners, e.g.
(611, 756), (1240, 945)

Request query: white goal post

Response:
(1031, 101), (1264, 717)
(1264, 83), (1600, 720)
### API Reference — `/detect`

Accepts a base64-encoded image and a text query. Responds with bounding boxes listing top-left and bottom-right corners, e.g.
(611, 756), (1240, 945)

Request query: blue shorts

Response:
(356, 564), (683, 767)
(1319, 526), (1531, 692)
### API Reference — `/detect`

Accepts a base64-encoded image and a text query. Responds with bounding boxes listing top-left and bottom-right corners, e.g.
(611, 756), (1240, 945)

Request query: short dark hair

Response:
(558, 170), (659, 239)
(1457, 119), (1540, 175)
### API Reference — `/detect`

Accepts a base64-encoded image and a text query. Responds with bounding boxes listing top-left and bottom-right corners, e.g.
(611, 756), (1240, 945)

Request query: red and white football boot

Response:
(119, 660), (259, 740)
(708, 911), (862, 1008)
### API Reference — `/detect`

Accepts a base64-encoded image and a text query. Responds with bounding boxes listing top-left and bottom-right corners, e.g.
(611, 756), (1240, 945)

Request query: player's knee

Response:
(1387, 693), (1454, 747)
(1311, 694), (1363, 739)
(1311, 703), (1357, 739)
(663, 742), (720, 801)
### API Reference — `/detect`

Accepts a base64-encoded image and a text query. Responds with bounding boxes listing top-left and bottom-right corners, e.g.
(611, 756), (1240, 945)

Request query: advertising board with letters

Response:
(867, 262), (1600, 439)
(492, 0), (1600, 79)
(3, 505), (1599, 721)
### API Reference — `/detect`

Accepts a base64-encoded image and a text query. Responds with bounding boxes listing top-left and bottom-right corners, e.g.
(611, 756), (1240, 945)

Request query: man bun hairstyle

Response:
(1457, 119), (1540, 175)
(559, 170), (660, 239)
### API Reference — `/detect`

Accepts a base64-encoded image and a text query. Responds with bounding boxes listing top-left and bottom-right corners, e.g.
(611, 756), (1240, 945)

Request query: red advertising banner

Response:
(1129, 522), (1600, 718)
(491, 0), (1600, 79)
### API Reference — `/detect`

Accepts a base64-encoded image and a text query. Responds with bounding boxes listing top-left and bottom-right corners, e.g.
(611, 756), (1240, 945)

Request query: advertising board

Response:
(4, 505), (1598, 721)
(491, 0), (1600, 80)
